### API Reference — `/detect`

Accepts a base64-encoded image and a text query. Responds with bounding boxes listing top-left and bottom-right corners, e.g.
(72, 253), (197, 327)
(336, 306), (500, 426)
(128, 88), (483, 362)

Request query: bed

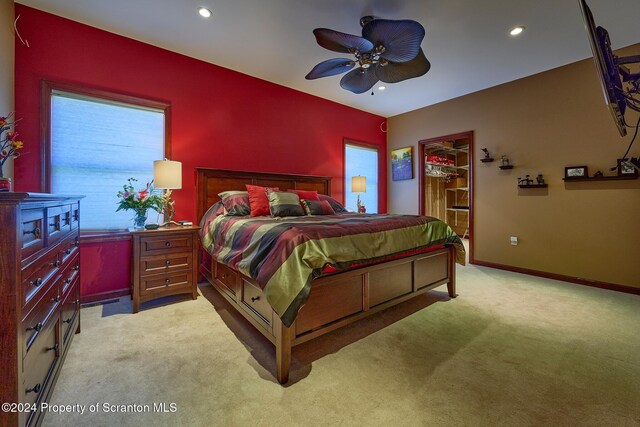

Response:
(196, 168), (465, 383)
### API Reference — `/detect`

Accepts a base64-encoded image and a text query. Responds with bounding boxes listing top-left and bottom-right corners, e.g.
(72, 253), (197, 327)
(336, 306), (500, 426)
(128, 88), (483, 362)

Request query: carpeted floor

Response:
(43, 261), (640, 427)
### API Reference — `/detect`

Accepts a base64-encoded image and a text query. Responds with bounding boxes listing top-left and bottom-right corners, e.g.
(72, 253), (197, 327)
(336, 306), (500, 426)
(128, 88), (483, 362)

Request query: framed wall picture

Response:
(617, 159), (638, 176)
(564, 166), (588, 179)
(391, 146), (414, 181)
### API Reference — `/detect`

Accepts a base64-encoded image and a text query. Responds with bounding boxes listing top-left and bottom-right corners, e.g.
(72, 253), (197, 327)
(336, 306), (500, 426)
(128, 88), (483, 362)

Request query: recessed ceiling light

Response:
(378, 85), (386, 91)
(509, 26), (525, 36)
(198, 7), (212, 18)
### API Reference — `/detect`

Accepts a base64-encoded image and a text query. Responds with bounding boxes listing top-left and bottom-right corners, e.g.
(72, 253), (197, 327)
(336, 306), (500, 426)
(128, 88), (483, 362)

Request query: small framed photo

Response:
(565, 166), (588, 179)
(617, 159), (638, 176)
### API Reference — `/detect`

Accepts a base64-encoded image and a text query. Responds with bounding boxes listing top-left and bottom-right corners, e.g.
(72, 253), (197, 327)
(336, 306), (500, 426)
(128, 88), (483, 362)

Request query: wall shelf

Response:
(563, 175), (638, 182)
(518, 184), (548, 188)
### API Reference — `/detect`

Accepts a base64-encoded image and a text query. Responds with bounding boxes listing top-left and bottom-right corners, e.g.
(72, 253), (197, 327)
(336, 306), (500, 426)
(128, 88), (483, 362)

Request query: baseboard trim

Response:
(471, 260), (639, 295)
(80, 288), (131, 304)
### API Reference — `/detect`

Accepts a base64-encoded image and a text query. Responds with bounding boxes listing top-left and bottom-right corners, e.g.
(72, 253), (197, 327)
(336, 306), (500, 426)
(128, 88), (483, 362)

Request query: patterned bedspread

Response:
(200, 210), (465, 326)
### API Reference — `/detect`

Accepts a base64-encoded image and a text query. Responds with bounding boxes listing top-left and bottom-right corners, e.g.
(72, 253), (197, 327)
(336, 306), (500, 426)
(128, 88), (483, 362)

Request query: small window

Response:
(47, 85), (168, 230)
(344, 143), (379, 213)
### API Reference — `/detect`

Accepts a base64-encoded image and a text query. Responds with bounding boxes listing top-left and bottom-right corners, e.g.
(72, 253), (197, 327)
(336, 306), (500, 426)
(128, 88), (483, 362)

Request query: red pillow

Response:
(246, 184), (279, 216)
(288, 189), (320, 201)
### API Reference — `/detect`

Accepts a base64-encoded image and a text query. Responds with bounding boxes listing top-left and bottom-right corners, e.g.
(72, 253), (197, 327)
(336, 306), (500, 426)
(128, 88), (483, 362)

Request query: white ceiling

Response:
(15, 0), (640, 118)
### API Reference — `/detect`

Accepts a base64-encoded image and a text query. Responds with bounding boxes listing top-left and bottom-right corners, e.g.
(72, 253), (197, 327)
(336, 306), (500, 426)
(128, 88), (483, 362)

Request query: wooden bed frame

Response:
(196, 168), (457, 384)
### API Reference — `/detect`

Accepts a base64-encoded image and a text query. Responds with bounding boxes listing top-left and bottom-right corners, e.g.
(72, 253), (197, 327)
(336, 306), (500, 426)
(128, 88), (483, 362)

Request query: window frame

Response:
(343, 138), (380, 213)
(41, 80), (172, 193)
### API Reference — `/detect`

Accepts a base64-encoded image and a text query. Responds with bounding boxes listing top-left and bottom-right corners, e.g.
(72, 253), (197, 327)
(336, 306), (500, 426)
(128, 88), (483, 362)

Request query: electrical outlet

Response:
(510, 236), (518, 246)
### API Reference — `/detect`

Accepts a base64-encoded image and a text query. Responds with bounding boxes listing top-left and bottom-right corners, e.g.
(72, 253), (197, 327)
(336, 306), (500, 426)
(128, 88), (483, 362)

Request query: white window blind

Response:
(345, 144), (379, 213)
(51, 91), (165, 230)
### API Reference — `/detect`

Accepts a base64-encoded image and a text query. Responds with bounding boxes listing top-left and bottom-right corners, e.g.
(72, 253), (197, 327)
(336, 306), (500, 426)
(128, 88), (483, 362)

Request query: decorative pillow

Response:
(301, 199), (336, 216)
(288, 189), (320, 201)
(267, 190), (305, 217)
(318, 194), (348, 213)
(246, 184), (279, 216)
(218, 191), (250, 216)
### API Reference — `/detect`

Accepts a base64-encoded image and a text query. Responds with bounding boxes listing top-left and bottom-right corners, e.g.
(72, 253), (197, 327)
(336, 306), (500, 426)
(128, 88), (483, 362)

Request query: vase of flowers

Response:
(0, 112), (24, 192)
(116, 178), (165, 228)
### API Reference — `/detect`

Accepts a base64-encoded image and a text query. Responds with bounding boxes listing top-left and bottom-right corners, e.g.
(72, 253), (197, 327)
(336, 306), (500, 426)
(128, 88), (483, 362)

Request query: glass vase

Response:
(133, 209), (148, 229)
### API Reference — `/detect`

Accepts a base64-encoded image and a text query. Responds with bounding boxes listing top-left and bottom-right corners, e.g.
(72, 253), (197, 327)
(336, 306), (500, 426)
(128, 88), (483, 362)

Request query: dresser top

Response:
(0, 192), (85, 203)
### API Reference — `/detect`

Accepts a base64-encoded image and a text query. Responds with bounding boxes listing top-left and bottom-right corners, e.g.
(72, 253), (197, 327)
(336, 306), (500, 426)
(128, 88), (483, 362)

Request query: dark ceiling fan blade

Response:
(339, 67), (379, 94)
(376, 48), (430, 83)
(313, 28), (374, 54)
(305, 58), (356, 80)
(362, 19), (425, 63)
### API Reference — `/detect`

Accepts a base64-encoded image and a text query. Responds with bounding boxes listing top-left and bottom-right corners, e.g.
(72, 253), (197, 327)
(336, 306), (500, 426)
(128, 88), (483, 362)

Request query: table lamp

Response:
(154, 159), (182, 225)
(351, 175), (366, 213)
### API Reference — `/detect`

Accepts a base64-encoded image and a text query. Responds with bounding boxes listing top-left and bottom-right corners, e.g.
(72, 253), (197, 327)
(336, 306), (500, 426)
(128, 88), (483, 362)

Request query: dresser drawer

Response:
(46, 204), (73, 246)
(140, 270), (193, 294)
(240, 279), (272, 326)
(57, 232), (80, 266)
(139, 233), (193, 256)
(215, 262), (238, 297)
(22, 315), (59, 409)
(22, 282), (60, 357)
(61, 281), (80, 345)
(140, 252), (192, 276)
(21, 208), (45, 260)
(59, 254), (80, 295)
(69, 203), (80, 230)
(21, 249), (61, 310)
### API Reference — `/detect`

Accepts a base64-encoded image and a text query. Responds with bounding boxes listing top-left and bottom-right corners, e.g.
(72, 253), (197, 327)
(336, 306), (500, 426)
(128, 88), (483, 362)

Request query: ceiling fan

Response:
(305, 16), (431, 94)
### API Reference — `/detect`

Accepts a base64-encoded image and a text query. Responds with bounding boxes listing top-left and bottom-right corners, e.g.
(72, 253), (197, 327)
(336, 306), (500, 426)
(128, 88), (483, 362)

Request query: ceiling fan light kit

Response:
(305, 16), (430, 94)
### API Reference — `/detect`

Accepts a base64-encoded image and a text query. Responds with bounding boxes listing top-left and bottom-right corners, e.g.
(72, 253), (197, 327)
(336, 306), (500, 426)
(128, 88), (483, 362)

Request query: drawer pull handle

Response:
(26, 384), (41, 394)
(27, 322), (43, 332)
(221, 273), (227, 279)
(65, 248), (72, 255)
(63, 318), (72, 324)
(251, 296), (260, 302)
(46, 344), (59, 352)
(165, 260), (171, 266)
(165, 241), (171, 247)
(24, 227), (41, 238)
(73, 265), (80, 271)
(164, 278), (171, 285)
(74, 211), (79, 221)
(74, 299), (80, 305)
(75, 238), (80, 247)
(52, 295), (60, 303)
(52, 259), (61, 268)
(65, 277), (72, 284)
(32, 277), (43, 287)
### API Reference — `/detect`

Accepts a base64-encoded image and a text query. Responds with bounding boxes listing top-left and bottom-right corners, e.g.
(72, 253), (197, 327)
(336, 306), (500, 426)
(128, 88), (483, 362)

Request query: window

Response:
(45, 83), (169, 230)
(344, 142), (379, 213)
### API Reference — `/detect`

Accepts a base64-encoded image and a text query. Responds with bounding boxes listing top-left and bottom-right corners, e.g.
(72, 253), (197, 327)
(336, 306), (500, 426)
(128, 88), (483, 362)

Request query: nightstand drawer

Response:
(139, 233), (193, 256)
(140, 253), (192, 276)
(140, 270), (193, 294)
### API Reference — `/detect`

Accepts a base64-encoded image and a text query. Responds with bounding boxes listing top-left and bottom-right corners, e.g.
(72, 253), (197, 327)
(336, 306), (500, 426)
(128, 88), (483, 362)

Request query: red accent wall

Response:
(14, 5), (387, 300)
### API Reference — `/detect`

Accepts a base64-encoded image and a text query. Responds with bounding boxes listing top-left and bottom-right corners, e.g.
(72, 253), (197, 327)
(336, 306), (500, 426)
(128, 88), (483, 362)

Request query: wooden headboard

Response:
(196, 168), (332, 222)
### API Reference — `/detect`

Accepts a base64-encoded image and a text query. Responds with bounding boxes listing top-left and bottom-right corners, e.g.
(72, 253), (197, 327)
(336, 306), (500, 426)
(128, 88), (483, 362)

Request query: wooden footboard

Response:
(203, 245), (457, 384)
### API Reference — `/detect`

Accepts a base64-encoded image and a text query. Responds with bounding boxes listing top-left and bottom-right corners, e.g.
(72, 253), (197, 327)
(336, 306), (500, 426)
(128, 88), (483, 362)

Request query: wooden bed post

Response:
(274, 316), (293, 384)
(447, 246), (457, 298)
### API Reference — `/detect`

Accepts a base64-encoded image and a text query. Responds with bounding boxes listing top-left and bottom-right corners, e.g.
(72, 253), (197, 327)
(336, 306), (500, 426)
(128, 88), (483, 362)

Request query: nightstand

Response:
(130, 225), (200, 313)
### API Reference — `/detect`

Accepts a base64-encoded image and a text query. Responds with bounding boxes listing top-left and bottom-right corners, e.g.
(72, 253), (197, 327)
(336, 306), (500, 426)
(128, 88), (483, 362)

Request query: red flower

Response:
(138, 189), (149, 199)
(6, 132), (18, 141)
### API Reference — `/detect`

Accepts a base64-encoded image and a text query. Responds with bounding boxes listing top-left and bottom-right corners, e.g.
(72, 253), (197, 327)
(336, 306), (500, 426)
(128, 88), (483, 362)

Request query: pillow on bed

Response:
(301, 199), (336, 216)
(246, 184), (279, 216)
(318, 194), (348, 213)
(218, 191), (250, 216)
(267, 190), (305, 217)
(287, 189), (321, 201)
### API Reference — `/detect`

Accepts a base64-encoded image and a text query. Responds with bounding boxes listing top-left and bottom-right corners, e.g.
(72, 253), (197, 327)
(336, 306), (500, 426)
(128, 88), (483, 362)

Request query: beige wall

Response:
(388, 44), (640, 288)
(1, 0), (15, 179)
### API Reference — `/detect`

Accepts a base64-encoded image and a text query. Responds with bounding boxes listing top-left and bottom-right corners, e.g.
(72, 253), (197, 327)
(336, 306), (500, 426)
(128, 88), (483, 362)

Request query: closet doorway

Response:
(419, 131), (474, 262)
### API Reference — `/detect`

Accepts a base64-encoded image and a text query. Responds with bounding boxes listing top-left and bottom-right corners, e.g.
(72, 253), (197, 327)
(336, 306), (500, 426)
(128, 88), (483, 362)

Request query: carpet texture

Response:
(43, 263), (640, 427)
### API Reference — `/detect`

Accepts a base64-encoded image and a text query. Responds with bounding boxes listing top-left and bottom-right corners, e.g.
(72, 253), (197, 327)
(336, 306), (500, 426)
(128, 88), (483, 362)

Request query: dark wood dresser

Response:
(130, 225), (200, 313)
(0, 193), (84, 427)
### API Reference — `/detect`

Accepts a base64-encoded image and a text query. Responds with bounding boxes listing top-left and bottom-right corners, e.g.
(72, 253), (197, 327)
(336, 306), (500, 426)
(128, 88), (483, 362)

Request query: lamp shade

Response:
(153, 160), (182, 189)
(351, 175), (366, 193)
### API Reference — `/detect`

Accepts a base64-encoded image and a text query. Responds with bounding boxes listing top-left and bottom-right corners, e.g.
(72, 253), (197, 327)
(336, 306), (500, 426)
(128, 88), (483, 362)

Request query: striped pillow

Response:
(318, 194), (347, 213)
(218, 191), (250, 216)
(267, 190), (305, 217)
(301, 199), (336, 216)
